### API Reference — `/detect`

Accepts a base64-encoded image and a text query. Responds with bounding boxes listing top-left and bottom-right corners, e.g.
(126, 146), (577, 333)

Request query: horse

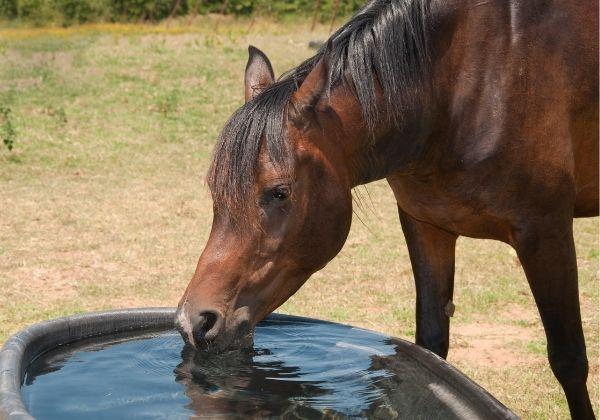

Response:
(175, 0), (599, 418)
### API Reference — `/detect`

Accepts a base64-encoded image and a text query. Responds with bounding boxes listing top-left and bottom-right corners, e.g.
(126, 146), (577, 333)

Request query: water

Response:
(22, 317), (474, 419)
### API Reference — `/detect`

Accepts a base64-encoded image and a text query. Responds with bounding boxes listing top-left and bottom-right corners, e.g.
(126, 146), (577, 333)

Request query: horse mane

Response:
(208, 0), (430, 222)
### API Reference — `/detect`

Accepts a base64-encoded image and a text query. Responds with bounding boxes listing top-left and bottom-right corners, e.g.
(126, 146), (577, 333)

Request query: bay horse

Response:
(176, 0), (599, 418)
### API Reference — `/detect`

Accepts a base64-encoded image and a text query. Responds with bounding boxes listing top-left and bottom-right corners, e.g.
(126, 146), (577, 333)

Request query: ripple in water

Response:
(22, 317), (472, 419)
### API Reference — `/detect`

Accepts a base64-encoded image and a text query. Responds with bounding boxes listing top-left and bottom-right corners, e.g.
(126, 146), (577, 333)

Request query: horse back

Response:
(389, 0), (597, 239)
(438, 0), (598, 219)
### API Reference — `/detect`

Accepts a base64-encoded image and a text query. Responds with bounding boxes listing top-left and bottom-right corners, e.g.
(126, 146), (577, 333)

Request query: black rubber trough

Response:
(0, 308), (518, 419)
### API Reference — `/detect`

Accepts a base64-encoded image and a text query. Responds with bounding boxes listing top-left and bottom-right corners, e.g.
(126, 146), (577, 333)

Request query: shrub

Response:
(3, 0), (364, 25)
(0, 0), (18, 19)
(17, 0), (59, 25)
(111, 0), (187, 21)
(58, 0), (111, 25)
(260, 0), (364, 19)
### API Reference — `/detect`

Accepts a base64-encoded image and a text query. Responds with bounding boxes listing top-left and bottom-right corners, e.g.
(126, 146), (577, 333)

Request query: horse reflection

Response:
(173, 340), (492, 419)
(173, 346), (344, 418)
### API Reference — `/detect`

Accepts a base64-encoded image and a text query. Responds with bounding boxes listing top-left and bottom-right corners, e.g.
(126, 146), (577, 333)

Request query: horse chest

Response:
(386, 170), (514, 242)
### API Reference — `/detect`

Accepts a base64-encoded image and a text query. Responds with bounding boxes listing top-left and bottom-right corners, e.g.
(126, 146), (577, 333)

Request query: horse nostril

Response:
(201, 311), (217, 333)
(192, 310), (223, 346)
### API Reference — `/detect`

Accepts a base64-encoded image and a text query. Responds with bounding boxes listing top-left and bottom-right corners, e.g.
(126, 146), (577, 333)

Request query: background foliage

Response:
(0, 0), (365, 25)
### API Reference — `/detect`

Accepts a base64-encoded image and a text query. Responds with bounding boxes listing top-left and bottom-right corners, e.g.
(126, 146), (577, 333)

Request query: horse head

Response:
(175, 46), (355, 351)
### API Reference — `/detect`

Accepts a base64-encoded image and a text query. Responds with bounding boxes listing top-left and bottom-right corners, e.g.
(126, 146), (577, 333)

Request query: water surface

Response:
(22, 317), (472, 419)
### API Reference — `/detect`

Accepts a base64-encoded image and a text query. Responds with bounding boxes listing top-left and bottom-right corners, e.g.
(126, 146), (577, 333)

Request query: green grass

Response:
(0, 21), (598, 419)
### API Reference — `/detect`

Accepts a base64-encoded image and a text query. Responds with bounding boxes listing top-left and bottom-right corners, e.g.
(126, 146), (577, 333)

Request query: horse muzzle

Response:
(175, 306), (254, 352)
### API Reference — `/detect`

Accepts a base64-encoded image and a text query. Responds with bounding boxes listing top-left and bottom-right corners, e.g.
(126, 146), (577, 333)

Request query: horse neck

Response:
(325, 79), (434, 188)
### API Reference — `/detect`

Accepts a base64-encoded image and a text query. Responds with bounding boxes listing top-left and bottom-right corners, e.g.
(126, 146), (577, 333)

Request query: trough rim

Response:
(0, 307), (519, 420)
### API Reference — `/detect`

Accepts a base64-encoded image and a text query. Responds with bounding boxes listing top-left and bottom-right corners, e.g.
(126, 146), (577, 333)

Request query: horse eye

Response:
(271, 186), (290, 201)
(260, 185), (291, 207)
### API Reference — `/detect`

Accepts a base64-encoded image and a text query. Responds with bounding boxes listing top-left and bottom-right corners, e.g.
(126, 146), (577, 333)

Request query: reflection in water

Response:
(172, 318), (397, 417)
(174, 346), (339, 418)
(21, 317), (484, 419)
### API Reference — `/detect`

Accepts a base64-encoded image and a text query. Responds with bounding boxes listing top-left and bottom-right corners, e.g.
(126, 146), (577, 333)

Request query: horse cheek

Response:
(303, 183), (352, 273)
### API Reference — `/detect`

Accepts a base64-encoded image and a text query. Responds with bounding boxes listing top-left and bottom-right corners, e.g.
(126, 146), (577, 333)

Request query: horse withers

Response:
(176, 1), (599, 418)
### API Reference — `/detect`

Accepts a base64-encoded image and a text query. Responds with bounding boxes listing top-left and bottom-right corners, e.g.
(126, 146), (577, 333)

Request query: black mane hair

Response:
(208, 0), (430, 221)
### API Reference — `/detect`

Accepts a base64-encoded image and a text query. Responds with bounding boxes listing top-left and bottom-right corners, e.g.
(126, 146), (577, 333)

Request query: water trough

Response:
(0, 308), (518, 419)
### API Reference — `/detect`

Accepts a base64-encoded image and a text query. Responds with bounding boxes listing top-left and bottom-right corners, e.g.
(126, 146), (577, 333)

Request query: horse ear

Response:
(245, 45), (275, 102)
(290, 50), (330, 123)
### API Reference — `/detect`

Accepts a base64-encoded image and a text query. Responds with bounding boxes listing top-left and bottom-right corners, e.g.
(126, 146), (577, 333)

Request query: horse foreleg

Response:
(398, 207), (457, 359)
(513, 220), (594, 420)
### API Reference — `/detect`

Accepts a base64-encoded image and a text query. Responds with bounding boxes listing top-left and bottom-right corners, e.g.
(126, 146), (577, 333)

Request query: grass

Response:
(0, 19), (598, 419)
